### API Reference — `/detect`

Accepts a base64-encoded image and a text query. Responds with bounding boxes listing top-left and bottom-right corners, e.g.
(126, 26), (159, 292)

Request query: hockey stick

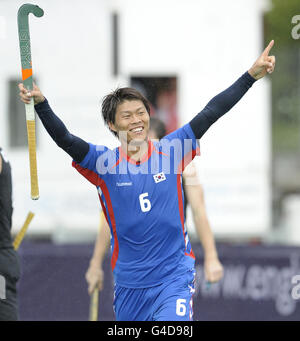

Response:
(17, 4), (44, 200)
(88, 211), (106, 321)
(13, 211), (35, 250)
(89, 289), (99, 321)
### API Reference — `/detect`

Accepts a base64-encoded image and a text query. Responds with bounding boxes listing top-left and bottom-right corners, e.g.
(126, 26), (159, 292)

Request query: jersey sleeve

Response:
(160, 123), (200, 173)
(189, 71), (256, 139)
(72, 143), (110, 186)
(34, 99), (89, 163)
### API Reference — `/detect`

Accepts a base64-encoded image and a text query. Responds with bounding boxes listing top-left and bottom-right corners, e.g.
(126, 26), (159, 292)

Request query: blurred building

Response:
(0, 0), (275, 242)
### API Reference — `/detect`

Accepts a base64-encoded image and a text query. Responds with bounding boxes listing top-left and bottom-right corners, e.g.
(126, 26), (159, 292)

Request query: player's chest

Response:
(103, 170), (180, 208)
(108, 169), (176, 192)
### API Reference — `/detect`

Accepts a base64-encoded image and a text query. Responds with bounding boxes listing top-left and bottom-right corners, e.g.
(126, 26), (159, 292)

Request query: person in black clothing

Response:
(0, 148), (20, 321)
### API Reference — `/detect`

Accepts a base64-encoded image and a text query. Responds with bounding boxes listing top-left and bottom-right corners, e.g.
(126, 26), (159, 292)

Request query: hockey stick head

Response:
(17, 4), (44, 19)
(17, 4), (44, 89)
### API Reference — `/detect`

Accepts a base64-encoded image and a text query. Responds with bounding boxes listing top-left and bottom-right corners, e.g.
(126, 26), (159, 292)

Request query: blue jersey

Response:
(72, 123), (200, 288)
(34, 71), (255, 289)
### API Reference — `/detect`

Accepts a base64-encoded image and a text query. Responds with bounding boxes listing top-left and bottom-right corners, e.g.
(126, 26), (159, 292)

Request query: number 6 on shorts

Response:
(176, 298), (187, 316)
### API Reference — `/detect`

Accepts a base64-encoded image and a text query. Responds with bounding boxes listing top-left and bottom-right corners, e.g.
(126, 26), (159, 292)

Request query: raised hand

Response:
(18, 82), (45, 105)
(248, 40), (276, 80)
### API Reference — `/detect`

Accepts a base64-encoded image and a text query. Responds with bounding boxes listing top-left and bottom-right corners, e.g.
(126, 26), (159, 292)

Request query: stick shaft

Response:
(13, 212), (35, 250)
(89, 289), (99, 321)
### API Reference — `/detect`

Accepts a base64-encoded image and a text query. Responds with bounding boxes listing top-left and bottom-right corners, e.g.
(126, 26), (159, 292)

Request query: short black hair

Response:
(101, 87), (151, 137)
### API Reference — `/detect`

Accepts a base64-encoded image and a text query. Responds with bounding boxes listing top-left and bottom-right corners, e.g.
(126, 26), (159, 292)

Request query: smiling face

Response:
(108, 100), (150, 146)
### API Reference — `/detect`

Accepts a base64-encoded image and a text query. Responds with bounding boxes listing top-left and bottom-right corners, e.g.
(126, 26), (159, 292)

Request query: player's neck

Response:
(121, 139), (149, 162)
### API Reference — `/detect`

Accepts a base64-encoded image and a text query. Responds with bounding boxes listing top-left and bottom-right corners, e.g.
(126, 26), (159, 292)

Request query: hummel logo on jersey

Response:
(153, 172), (166, 183)
(116, 182), (133, 187)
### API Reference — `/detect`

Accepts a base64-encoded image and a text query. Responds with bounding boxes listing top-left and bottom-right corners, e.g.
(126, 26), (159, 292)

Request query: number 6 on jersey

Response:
(139, 193), (151, 212)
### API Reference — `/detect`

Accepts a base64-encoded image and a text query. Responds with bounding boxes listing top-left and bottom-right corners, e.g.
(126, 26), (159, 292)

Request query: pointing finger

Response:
(262, 40), (274, 57)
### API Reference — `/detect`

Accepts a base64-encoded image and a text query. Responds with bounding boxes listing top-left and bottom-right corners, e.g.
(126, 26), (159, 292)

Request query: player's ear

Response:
(108, 121), (117, 133)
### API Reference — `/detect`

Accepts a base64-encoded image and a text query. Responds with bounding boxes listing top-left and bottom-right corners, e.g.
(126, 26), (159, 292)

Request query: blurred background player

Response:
(0, 147), (20, 321)
(85, 212), (110, 294)
(85, 117), (224, 298)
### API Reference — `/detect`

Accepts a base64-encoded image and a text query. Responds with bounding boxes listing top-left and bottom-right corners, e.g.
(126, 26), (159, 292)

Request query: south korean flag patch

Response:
(153, 172), (166, 184)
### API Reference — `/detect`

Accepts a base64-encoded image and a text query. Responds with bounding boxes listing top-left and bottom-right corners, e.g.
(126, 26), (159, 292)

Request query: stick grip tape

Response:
(26, 118), (39, 200)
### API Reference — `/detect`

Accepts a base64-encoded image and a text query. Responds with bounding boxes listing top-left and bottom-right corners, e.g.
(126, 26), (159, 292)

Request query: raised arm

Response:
(190, 40), (275, 139)
(18, 83), (89, 163)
